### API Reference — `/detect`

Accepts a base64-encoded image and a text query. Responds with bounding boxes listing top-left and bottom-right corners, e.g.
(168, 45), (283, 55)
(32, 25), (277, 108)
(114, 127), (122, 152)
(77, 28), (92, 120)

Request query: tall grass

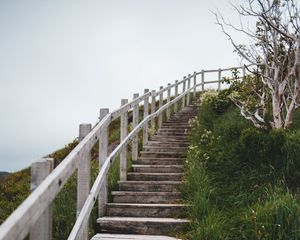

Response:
(183, 90), (300, 240)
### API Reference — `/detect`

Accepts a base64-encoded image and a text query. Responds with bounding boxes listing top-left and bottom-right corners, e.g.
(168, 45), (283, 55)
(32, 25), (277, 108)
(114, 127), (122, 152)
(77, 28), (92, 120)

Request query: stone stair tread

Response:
(143, 146), (186, 149)
(138, 157), (184, 160)
(128, 173), (183, 175)
(118, 180), (181, 184)
(112, 191), (180, 195)
(140, 151), (185, 154)
(91, 233), (178, 240)
(132, 164), (183, 168)
(97, 217), (190, 223)
(107, 203), (187, 207)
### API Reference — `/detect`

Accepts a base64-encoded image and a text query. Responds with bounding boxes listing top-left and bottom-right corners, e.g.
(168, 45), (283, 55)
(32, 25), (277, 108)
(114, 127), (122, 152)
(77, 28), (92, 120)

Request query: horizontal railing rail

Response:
(0, 65), (254, 240)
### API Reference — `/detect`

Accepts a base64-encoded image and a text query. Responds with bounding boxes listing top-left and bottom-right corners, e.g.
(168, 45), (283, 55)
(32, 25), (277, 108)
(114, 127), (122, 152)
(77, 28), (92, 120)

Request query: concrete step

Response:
(151, 136), (189, 141)
(147, 141), (189, 148)
(160, 122), (192, 126)
(135, 158), (184, 165)
(118, 181), (181, 192)
(97, 217), (190, 235)
(91, 234), (178, 240)
(157, 127), (190, 131)
(156, 132), (189, 137)
(158, 129), (189, 133)
(127, 173), (183, 181)
(140, 151), (186, 158)
(143, 146), (186, 153)
(111, 191), (181, 203)
(132, 164), (183, 173)
(162, 122), (190, 125)
(106, 203), (187, 218)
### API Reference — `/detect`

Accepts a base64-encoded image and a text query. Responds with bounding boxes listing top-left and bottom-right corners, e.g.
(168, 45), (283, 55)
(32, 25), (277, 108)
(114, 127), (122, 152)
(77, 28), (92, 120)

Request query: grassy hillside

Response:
(182, 90), (300, 239)
(0, 105), (154, 239)
(0, 172), (10, 182)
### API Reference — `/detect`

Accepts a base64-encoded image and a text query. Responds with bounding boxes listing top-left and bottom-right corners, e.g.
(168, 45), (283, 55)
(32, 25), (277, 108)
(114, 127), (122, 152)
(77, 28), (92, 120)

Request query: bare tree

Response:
(214, 0), (300, 129)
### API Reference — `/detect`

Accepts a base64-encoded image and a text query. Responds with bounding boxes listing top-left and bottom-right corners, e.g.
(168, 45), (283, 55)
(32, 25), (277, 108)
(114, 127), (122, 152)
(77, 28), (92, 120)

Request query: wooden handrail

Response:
(0, 65), (253, 240)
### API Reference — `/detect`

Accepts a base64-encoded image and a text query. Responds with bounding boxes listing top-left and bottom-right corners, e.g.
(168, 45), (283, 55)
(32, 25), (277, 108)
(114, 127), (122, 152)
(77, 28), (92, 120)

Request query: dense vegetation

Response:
(183, 90), (300, 239)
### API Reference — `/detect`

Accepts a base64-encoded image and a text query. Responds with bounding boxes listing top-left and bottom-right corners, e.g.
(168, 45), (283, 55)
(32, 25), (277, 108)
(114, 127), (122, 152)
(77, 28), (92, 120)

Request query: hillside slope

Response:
(183, 90), (300, 240)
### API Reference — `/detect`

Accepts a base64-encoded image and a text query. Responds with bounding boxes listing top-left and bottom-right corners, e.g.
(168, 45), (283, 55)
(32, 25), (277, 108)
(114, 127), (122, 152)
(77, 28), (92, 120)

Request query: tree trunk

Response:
(272, 91), (282, 129)
(284, 40), (300, 129)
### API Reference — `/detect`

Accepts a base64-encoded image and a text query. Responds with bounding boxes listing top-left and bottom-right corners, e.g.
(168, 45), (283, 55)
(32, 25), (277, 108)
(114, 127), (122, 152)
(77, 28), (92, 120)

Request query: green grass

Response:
(182, 90), (300, 240)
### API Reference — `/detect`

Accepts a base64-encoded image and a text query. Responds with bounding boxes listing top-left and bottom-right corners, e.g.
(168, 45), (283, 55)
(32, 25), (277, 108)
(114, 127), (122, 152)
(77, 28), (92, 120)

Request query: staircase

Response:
(92, 100), (199, 239)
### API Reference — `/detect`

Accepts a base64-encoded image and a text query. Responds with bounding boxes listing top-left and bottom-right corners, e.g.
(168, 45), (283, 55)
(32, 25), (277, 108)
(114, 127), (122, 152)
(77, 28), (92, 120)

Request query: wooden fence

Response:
(0, 65), (249, 240)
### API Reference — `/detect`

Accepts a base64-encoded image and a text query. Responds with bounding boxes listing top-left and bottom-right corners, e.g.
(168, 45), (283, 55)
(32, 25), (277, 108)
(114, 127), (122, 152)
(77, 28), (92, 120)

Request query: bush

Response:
(184, 90), (300, 239)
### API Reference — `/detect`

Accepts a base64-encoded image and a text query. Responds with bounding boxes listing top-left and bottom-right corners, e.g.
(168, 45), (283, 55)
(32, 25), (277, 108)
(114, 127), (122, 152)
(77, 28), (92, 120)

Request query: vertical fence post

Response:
(143, 89), (149, 146)
(187, 74), (191, 106)
(151, 90), (156, 130)
(201, 70), (205, 92)
(120, 99), (128, 181)
(182, 76), (186, 108)
(193, 72), (197, 98)
(166, 83), (171, 120)
(98, 108), (109, 217)
(218, 68), (222, 91)
(158, 86), (163, 128)
(30, 158), (54, 240)
(77, 123), (92, 240)
(174, 80), (179, 113)
(132, 93), (139, 162)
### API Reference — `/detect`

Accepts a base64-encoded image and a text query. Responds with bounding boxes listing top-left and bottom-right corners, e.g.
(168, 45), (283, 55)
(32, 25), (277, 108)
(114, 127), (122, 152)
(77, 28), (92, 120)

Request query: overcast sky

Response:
(0, 0), (248, 172)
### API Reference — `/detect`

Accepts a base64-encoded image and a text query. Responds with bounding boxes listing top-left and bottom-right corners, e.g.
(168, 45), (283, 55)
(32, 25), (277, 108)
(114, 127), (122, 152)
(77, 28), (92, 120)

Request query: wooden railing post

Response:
(132, 93), (139, 162)
(77, 123), (92, 240)
(174, 80), (179, 113)
(187, 74), (191, 106)
(151, 90), (156, 130)
(30, 158), (54, 240)
(98, 108), (109, 217)
(158, 86), (163, 128)
(120, 99), (128, 181)
(218, 68), (222, 91)
(166, 83), (171, 120)
(193, 72), (197, 98)
(201, 70), (205, 92)
(143, 89), (149, 146)
(182, 76), (186, 108)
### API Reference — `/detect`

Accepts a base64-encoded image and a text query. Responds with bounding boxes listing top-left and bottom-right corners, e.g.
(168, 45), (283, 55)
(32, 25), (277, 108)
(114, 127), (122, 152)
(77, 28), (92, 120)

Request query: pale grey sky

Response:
(0, 0), (248, 172)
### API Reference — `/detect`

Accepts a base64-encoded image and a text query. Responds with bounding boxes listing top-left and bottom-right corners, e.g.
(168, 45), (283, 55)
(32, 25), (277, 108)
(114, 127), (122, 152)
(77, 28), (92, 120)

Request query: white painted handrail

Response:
(0, 65), (253, 240)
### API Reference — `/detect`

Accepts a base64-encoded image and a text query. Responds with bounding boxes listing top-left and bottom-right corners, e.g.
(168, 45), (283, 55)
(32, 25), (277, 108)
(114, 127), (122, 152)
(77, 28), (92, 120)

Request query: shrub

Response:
(184, 90), (300, 239)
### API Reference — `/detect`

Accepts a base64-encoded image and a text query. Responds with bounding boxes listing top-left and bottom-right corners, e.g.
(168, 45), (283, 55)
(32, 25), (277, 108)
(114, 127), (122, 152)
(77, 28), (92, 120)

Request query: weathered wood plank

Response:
(78, 123), (92, 240)
(158, 86), (163, 128)
(166, 83), (171, 120)
(120, 99), (128, 181)
(99, 108), (110, 217)
(143, 89), (149, 146)
(150, 90), (156, 129)
(91, 234), (178, 240)
(132, 93), (139, 162)
(30, 158), (54, 240)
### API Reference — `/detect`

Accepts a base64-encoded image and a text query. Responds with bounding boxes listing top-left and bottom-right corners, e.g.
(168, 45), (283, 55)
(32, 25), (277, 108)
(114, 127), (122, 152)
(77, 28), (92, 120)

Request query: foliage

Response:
(0, 168), (30, 225)
(214, 0), (300, 129)
(49, 140), (79, 167)
(183, 90), (300, 239)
